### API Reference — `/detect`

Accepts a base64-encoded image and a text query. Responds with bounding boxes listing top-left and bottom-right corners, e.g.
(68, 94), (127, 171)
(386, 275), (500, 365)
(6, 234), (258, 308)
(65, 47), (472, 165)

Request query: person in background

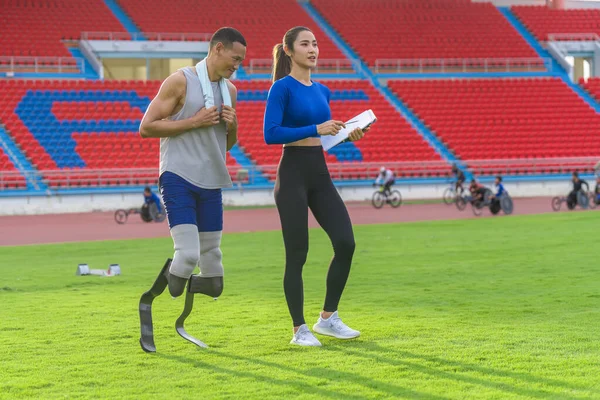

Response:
(143, 186), (164, 216)
(451, 164), (465, 194)
(568, 171), (589, 207)
(374, 166), (396, 197)
(469, 179), (487, 204)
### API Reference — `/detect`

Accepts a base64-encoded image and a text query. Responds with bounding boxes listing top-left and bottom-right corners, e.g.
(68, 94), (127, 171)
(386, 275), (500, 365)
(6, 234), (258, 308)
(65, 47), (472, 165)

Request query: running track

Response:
(0, 197), (594, 246)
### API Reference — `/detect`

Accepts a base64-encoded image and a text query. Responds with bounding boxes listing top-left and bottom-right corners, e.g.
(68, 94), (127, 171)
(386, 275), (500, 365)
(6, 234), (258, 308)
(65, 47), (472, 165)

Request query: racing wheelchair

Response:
(114, 203), (166, 224)
(443, 181), (466, 206)
(590, 191), (599, 209)
(551, 190), (591, 212)
(456, 188), (513, 216)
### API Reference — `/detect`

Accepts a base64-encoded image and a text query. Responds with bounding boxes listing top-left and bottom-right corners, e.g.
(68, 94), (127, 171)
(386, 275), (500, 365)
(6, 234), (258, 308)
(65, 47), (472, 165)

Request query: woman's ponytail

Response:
(272, 43), (291, 83)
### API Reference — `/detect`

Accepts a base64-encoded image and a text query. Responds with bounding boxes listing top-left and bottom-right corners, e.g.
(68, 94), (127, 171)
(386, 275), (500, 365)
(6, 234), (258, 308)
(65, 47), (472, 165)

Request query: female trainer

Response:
(263, 26), (367, 346)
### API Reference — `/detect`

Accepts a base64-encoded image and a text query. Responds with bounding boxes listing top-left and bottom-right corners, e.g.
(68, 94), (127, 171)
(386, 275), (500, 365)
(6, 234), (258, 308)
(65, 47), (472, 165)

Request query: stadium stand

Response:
(0, 79), (213, 187)
(0, 148), (26, 189)
(512, 6), (600, 42)
(1, 1), (600, 192)
(116, 0), (346, 66)
(234, 79), (445, 181)
(311, 0), (538, 66)
(0, 0), (127, 60)
(581, 77), (600, 102)
(388, 77), (600, 174)
(0, 78), (447, 187)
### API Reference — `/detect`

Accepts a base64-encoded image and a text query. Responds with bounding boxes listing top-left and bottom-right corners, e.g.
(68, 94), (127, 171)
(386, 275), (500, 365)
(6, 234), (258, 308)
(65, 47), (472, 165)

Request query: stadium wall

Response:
(0, 177), (585, 216)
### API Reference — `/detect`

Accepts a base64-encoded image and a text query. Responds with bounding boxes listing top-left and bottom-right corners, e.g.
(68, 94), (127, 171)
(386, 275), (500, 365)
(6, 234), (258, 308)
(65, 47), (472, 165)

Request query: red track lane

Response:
(0, 197), (595, 246)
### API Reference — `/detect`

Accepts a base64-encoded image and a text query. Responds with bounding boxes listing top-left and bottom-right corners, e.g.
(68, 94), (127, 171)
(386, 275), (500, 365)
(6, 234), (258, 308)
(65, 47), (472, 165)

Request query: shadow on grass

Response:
(324, 341), (595, 399)
(156, 352), (370, 400)
(214, 350), (449, 400)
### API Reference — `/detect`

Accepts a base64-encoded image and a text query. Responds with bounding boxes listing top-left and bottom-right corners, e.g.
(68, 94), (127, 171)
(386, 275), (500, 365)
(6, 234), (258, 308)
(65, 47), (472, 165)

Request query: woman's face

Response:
(287, 30), (319, 70)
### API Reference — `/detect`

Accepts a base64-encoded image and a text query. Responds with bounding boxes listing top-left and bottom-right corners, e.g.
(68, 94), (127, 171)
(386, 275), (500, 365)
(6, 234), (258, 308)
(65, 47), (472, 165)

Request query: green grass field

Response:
(1, 212), (599, 399)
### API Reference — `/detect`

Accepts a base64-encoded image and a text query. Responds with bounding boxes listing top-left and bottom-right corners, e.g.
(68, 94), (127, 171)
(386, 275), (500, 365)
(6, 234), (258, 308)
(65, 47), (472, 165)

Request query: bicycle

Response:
(444, 184), (468, 207)
(371, 185), (402, 209)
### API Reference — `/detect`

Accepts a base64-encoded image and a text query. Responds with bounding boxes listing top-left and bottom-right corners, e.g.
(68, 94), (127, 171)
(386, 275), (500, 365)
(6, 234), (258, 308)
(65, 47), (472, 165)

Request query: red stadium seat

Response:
(118, 0), (346, 66)
(512, 6), (600, 41)
(388, 77), (600, 173)
(311, 0), (538, 66)
(0, 0), (127, 65)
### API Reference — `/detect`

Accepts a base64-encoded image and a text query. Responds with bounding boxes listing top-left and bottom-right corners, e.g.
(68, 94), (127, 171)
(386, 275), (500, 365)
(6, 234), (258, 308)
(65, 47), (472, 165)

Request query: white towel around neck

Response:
(195, 58), (232, 108)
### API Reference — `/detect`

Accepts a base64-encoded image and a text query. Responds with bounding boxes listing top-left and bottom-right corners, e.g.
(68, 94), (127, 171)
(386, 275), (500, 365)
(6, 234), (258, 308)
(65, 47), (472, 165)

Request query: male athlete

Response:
(137, 27), (246, 352)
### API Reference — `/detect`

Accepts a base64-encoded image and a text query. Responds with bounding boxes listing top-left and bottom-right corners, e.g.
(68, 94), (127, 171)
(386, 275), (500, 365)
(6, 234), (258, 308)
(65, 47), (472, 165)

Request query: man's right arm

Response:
(139, 72), (219, 138)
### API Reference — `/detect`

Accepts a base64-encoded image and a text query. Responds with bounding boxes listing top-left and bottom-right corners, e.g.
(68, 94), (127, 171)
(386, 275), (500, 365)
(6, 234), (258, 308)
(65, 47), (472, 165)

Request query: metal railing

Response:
(0, 171), (29, 190)
(463, 157), (598, 176)
(2, 158), (597, 192)
(547, 33), (600, 42)
(374, 57), (551, 74)
(81, 32), (212, 42)
(247, 59), (361, 75)
(0, 56), (85, 74)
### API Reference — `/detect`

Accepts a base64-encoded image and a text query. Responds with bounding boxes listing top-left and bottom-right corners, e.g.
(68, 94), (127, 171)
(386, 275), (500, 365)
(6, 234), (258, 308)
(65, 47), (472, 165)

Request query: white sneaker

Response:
(290, 324), (322, 347)
(313, 311), (360, 339)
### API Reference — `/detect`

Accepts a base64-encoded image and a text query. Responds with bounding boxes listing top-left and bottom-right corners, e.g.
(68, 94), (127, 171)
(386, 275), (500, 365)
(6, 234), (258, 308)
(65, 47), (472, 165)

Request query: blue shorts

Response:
(159, 171), (223, 231)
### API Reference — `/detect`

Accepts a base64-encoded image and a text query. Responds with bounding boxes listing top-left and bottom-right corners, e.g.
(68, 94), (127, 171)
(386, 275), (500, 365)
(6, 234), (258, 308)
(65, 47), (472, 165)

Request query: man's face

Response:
(214, 41), (246, 79)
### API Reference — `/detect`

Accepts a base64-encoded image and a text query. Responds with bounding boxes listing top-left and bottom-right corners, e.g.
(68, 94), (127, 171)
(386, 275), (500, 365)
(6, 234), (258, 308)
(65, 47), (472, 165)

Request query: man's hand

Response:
(221, 105), (237, 133)
(191, 106), (220, 128)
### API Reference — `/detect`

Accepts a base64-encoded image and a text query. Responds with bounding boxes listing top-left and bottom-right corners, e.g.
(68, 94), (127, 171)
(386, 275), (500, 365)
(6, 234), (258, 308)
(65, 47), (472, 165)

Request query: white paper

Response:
(320, 109), (377, 151)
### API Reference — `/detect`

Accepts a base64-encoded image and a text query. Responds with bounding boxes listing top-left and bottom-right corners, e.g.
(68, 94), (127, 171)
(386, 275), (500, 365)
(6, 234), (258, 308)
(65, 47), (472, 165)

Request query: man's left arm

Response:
(152, 193), (163, 212)
(223, 80), (238, 151)
(496, 184), (504, 197)
(583, 180), (590, 191)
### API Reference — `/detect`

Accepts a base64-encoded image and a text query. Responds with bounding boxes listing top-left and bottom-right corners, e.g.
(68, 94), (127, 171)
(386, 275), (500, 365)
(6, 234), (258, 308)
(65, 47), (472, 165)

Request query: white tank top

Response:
(159, 67), (232, 189)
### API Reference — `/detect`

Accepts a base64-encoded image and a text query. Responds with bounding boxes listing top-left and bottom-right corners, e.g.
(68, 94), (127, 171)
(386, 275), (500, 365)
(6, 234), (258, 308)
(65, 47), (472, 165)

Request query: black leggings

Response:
(274, 146), (355, 327)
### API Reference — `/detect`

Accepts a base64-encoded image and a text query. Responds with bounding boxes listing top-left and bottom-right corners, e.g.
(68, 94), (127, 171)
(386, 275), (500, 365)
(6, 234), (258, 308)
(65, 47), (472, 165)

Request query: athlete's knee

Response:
(177, 248), (201, 269)
(198, 231), (224, 277)
(333, 235), (355, 258)
(286, 246), (308, 270)
(201, 244), (222, 263)
(170, 224), (200, 279)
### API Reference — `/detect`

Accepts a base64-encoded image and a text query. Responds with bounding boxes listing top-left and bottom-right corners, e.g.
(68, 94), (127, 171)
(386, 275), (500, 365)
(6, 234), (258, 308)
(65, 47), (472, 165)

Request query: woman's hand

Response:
(316, 120), (346, 136)
(348, 126), (370, 142)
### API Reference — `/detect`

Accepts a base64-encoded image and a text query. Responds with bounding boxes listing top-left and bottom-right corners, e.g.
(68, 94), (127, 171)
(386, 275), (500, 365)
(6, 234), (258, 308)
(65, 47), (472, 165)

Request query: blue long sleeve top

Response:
(263, 76), (331, 145)
(495, 183), (505, 197)
(144, 192), (163, 213)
